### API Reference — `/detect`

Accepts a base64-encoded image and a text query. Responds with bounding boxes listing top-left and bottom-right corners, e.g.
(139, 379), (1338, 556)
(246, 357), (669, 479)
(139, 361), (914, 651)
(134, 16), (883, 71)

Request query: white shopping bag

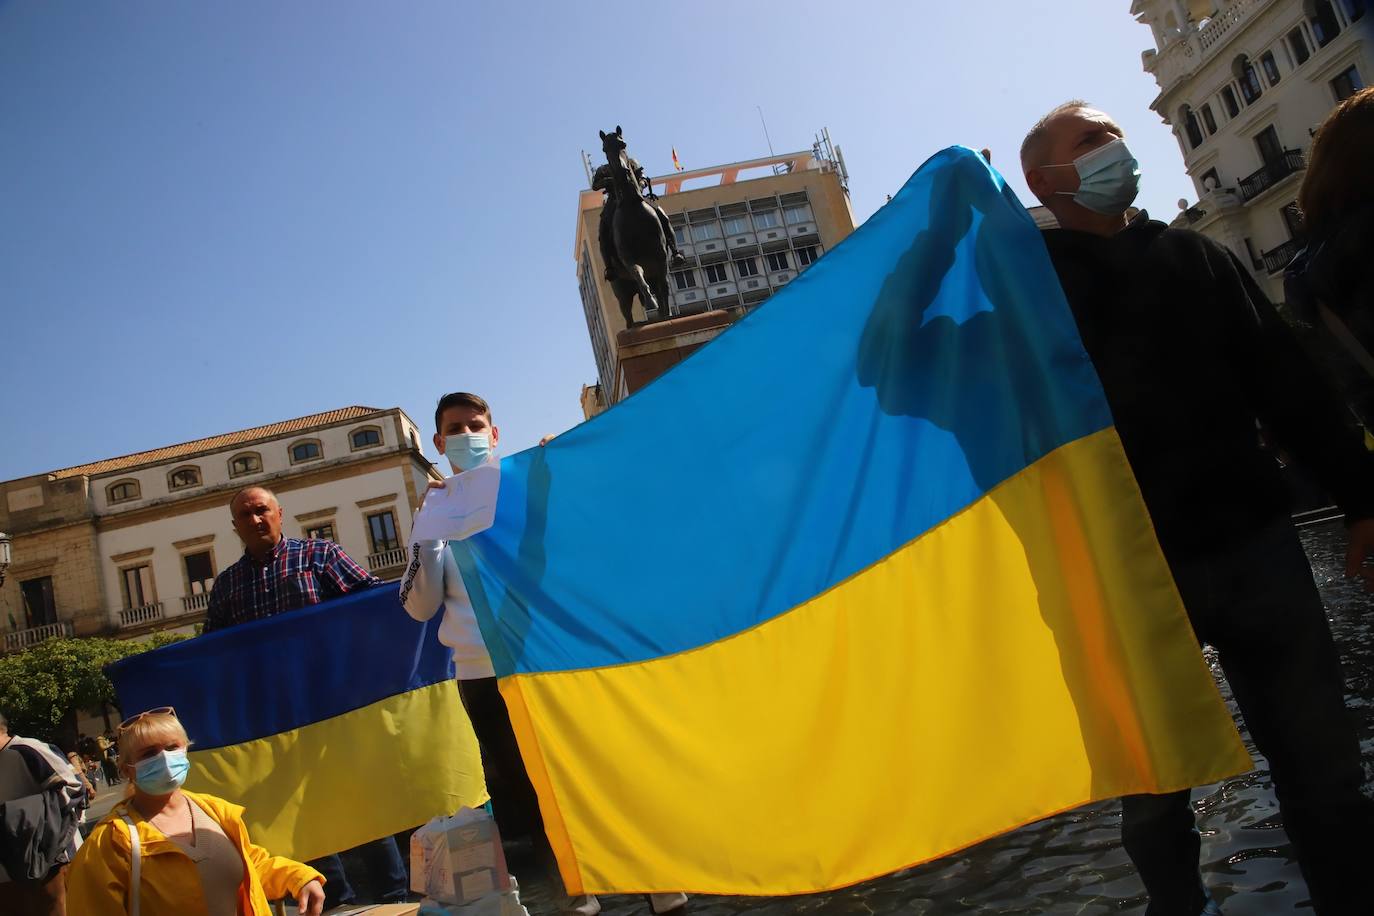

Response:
(417, 875), (529, 915)
(410, 807), (513, 906)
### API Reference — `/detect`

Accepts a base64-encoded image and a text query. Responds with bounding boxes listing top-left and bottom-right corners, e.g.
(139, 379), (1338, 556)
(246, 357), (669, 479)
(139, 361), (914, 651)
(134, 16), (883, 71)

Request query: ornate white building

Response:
(0, 406), (439, 653)
(1131, 0), (1369, 301)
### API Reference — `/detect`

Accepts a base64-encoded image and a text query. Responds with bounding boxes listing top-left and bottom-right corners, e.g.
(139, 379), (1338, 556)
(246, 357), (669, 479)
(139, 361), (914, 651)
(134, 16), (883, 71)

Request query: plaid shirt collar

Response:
(243, 534), (291, 567)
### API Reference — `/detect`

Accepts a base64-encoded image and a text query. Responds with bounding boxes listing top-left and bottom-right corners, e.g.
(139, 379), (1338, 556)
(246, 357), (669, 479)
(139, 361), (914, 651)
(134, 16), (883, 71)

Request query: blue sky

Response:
(0, 0), (1192, 479)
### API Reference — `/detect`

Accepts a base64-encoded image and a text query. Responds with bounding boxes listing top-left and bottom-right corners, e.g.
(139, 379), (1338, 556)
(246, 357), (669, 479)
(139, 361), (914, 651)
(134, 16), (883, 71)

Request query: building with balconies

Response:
(575, 133), (857, 410)
(0, 406), (440, 653)
(1132, 0), (1369, 301)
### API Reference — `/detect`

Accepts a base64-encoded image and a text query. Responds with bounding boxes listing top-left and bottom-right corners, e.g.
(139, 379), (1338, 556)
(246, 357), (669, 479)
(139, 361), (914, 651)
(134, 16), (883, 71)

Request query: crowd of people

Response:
(68, 732), (122, 792)
(3, 90), (1374, 915)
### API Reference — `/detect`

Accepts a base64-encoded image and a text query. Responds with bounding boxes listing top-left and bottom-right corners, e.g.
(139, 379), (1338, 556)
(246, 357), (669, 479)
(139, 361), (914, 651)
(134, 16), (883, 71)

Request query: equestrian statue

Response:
(596, 126), (686, 327)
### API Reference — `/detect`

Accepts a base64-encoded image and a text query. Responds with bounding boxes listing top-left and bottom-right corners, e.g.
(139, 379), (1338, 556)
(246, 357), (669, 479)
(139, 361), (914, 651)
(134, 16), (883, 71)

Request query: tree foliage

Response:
(0, 634), (186, 745)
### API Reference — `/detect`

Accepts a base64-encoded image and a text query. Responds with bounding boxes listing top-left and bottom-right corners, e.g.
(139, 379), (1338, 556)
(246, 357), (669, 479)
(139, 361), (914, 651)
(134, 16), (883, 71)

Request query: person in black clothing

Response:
(1020, 101), (1374, 916)
(1287, 88), (1374, 376)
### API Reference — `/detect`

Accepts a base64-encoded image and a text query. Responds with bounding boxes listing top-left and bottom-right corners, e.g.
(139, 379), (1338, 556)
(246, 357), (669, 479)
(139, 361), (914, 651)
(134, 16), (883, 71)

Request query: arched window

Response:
(1288, 26), (1312, 66)
(229, 452), (262, 478)
(1180, 105), (1205, 149)
(1234, 55), (1263, 104)
(350, 426), (383, 451)
(1220, 85), (1241, 117)
(107, 479), (141, 504)
(168, 465), (201, 491)
(1259, 50), (1281, 86)
(1305, 0), (1342, 46)
(289, 439), (323, 464)
(1199, 103), (1218, 135)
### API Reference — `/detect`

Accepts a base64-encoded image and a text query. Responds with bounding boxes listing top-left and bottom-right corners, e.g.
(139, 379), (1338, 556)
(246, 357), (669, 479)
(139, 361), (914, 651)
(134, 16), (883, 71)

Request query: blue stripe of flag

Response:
(106, 585), (453, 750)
(459, 147), (1113, 677)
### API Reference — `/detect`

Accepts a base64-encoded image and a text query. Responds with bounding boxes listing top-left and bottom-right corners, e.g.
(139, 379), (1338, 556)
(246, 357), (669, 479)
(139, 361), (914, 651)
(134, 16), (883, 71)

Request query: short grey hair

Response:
(229, 485), (278, 513)
(1020, 100), (1092, 172)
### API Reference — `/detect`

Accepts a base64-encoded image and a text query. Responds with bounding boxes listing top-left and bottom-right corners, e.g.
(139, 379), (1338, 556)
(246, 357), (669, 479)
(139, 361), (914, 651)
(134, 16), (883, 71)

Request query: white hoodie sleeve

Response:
(399, 539), (448, 623)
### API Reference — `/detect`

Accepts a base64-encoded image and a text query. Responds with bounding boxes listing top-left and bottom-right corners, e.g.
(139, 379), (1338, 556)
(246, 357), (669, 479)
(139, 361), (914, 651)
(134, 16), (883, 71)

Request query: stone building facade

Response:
(1131, 0), (1370, 301)
(0, 476), (104, 646)
(0, 406), (440, 653)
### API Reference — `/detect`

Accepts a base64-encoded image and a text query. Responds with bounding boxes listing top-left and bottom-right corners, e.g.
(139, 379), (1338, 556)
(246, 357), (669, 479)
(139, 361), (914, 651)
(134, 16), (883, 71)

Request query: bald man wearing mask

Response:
(1020, 101), (1374, 916)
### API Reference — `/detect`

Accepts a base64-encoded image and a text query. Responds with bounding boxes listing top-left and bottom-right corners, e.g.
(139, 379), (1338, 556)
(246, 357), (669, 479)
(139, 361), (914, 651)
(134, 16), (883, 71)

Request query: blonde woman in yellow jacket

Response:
(67, 708), (325, 916)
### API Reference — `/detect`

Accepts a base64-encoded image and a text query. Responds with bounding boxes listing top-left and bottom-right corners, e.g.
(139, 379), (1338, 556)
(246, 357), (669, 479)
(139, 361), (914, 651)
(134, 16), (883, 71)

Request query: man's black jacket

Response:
(1041, 214), (1374, 558)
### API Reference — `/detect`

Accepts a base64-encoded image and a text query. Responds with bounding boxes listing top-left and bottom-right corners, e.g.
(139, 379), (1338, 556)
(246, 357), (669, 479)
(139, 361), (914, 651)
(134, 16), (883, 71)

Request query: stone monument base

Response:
(615, 310), (736, 395)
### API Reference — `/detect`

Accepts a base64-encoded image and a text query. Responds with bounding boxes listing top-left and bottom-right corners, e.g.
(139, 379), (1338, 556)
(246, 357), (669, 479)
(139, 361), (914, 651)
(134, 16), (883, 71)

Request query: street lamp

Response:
(0, 532), (10, 587)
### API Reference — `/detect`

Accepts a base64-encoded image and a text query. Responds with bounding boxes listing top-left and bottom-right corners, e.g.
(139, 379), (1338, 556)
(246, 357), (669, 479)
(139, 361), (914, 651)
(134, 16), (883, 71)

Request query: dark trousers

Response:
(1121, 519), (1374, 915)
(458, 676), (546, 844)
(309, 835), (409, 907)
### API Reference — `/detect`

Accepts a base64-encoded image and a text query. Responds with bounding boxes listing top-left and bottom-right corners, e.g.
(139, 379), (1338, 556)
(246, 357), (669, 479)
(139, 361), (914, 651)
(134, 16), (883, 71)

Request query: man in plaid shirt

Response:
(205, 486), (380, 631)
(203, 486), (407, 908)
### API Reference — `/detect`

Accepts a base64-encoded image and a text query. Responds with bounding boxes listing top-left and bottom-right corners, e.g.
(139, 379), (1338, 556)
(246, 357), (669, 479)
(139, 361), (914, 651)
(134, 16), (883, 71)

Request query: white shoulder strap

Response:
(120, 815), (141, 916)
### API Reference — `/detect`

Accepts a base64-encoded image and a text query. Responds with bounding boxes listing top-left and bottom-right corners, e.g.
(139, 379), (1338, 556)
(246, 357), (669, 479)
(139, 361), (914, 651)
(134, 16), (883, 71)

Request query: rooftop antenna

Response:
(757, 106), (776, 157)
(758, 106), (788, 175)
(581, 150), (595, 188)
(815, 127), (850, 193)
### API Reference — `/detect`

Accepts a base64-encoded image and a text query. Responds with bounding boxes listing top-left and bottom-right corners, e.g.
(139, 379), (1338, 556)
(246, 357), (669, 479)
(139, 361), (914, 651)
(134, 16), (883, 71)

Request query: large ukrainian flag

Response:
(106, 586), (486, 862)
(454, 148), (1251, 896)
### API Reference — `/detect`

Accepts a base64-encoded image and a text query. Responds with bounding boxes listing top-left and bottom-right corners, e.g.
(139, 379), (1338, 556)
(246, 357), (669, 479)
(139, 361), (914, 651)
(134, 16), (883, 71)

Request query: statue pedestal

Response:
(615, 310), (735, 395)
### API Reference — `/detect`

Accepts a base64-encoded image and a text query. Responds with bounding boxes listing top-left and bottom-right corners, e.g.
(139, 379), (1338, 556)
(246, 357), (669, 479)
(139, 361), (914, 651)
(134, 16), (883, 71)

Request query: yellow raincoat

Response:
(67, 790), (323, 915)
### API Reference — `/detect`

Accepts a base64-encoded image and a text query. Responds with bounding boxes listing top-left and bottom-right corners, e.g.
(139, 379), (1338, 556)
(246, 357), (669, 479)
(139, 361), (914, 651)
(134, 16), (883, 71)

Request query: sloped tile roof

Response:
(49, 406), (387, 479)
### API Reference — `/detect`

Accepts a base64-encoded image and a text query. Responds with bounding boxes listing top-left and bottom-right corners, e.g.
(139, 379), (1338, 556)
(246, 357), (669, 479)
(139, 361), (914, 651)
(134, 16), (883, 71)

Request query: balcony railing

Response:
(1262, 238), (1304, 275)
(1142, 0), (1262, 89)
(1197, 0), (1259, 53)
(120, 601), (165, 628)
(182, 592), (211, 613)
(3, 620), (74, 654)
(1239, 151), (1305, 202)
(367, 546), (407, 574)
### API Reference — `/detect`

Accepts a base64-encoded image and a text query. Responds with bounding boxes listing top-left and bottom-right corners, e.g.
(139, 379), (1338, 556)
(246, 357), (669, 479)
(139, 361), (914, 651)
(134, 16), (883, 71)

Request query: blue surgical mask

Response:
(1051, 138), (1141, 215)
(134, 749), (190, 795)
(445, 433), (492, 473)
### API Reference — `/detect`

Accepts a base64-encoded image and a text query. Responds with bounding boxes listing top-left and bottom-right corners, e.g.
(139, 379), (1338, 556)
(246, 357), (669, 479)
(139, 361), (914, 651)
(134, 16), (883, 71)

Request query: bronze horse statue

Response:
(600, 126), (672, 327)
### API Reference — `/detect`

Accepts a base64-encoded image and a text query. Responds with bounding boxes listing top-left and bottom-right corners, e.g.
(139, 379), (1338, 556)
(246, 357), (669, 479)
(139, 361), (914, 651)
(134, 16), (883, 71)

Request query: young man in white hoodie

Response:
(399, 392), (687, 916)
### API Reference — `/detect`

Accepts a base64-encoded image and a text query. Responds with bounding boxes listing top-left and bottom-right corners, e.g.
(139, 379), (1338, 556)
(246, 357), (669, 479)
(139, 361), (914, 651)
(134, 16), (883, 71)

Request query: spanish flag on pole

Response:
(671, 147), (683, 171)
(453, 146), (1251, 896)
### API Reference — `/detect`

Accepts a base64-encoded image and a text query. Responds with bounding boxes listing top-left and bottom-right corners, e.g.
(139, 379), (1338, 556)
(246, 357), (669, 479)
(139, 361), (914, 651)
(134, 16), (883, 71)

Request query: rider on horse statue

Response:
(595, 126), (688, 327)
(593, 157), (686, 281)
